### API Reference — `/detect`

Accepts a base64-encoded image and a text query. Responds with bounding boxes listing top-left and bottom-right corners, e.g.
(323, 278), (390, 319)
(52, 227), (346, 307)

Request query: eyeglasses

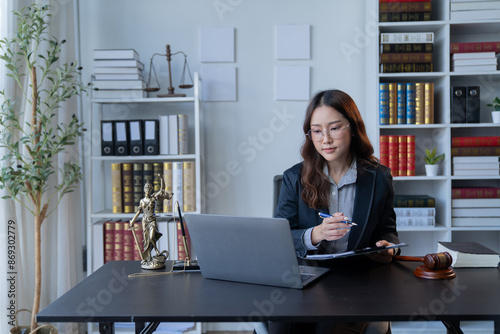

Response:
(306, 124), (350, 142)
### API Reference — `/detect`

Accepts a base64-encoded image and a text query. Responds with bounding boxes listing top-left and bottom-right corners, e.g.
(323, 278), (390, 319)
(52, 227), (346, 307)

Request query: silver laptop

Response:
(184, 213), (330, 289)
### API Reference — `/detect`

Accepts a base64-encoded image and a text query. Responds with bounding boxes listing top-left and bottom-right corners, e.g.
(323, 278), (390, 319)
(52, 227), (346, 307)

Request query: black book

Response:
(113, 121), (129, 156)
(437, 241), (499, 268)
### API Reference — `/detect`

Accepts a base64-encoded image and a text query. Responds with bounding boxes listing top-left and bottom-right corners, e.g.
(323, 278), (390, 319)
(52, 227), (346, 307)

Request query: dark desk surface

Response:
(37, 260), (500, 324)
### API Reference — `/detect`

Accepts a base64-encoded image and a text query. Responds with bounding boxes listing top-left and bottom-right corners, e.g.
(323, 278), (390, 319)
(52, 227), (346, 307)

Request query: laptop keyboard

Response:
(301, 273), (315, 282)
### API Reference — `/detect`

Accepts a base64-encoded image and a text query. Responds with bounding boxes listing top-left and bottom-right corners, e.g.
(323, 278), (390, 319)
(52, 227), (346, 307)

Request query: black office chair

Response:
(272, 174), (283, 217)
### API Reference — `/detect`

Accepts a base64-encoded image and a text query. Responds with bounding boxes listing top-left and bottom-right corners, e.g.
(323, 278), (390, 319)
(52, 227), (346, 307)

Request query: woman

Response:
(273, 89), (399, 334)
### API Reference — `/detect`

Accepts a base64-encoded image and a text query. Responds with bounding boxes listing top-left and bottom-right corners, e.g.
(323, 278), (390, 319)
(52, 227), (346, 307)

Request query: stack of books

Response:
(451, 136), (500, 157)
(451, 52), (498, 73)
(453, 156), (500, 176)
(380, 135), (415, 177)
(450, 0), (500, 21)
(452, 193), (500, 227)
(379, 82), (434, 125)
(379, 0), (431, 22)
(380, 32), (434, 73)
(452, 136), (500, 176)
(92, 49), (146, 99)
(393, 194), (435, 227)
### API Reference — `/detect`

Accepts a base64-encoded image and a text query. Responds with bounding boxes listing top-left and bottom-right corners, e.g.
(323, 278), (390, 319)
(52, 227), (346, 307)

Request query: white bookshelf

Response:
(85, 73), (203, 334)
(368, 1), (499, 333)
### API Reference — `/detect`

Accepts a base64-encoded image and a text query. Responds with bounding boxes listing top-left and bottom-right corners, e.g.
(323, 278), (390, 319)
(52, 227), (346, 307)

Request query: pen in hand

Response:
(318, 212), (358, 226)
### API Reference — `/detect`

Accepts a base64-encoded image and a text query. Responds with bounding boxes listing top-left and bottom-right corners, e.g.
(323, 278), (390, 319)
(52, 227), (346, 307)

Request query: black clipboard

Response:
(304, 243), (407, 260)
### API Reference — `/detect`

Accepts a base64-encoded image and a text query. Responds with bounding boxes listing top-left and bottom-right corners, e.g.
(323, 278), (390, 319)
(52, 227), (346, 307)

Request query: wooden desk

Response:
(37, 260), (500, 333)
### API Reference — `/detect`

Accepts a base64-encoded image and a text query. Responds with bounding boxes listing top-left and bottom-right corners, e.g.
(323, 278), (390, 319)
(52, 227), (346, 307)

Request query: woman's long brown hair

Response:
(300, 90), (378, 209)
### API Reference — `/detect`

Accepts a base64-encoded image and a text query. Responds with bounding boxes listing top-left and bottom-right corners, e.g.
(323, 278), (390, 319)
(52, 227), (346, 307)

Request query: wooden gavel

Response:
(394, 252), (456, 279)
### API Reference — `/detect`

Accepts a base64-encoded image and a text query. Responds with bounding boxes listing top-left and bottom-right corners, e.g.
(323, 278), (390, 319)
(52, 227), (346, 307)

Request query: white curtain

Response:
(0, 0), (84, 333)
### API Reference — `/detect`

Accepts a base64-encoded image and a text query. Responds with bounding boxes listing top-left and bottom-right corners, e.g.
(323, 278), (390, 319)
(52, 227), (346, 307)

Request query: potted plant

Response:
(486, 96), (500, 123)
(0, 5), (87, 332)
(423, 148), (445, 176)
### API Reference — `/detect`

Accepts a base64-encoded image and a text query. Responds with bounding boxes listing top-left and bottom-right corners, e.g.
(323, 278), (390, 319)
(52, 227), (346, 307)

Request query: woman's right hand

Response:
(311, 212), (351, 244)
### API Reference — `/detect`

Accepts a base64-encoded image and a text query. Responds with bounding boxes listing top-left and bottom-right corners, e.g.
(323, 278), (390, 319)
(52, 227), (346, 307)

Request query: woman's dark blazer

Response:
(275, 162), (399, 258)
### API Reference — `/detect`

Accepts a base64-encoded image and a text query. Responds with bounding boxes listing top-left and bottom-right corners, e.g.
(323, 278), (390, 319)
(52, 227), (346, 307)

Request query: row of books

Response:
(101, 115), (188, 156)
(394, 194), (435, 207)
(379, 0), (431, 22)
(452, 197), (500, 227)
(380, 135), (416, 177)
(451, 136), (500, 157)
(92, 49), (146, 99)
(111, 161), (196, 214)
(450, 1), (500, 21)
(395, 207), (435, 227)
(393, 194), (435, 227)
(451, 52), (498, 73)
(379, 82), (434, 125)
(450, 86), (480, 124)
(97, 219), (191, 265)
(380, 32), (434, 73)
(452, 156), (500, 176)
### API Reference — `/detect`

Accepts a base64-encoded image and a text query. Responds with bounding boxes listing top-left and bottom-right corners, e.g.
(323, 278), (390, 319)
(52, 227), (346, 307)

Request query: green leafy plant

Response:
(0, 5), (87, 332)
(486, 97), (500, 111)
(423, 148), (445, 165)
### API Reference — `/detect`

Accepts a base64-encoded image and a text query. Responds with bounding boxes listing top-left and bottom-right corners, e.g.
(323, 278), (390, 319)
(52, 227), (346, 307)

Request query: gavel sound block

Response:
(394, 252), (456, 279)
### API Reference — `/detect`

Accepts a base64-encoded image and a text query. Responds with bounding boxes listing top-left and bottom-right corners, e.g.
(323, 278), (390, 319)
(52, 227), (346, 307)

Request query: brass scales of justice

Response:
(145, 44), (194, 98)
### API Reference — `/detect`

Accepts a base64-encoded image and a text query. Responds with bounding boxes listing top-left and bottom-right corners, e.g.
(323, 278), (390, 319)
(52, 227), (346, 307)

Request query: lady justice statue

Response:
(129, 174), (173, 269)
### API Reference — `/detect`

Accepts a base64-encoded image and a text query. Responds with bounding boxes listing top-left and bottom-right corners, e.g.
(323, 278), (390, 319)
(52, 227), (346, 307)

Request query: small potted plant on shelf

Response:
(424, 148), (445, 176)
(486, 96), (500, 123)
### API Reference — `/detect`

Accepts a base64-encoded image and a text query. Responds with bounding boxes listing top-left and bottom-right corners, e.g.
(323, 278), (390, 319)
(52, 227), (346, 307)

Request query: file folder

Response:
(129, 120), (144, 155)
(466, 86), (480, 123)
(101, 121), (114, 156)
(113, 120), (129, 156)
(144, 120), (159, 155)
(451, 86), (466, 123)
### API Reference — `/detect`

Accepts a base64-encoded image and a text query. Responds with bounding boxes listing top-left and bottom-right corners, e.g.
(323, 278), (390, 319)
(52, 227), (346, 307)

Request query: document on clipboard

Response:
(304, 243), (408, 260)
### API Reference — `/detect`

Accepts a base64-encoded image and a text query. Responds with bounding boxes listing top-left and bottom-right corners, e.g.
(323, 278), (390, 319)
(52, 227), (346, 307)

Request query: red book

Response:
(133, 222), (144, 261)
(450, 41), (500, 54)
(104, 221), (115, 264)
(113, 220), (124, 261)
(452, 187), (500, 199)
(407, 135), (416, 176)
(380, 135), (389, 167)
(398, 136), (407, 177)
(123, 222), (134, 261)
(380, 53), (432, 63)
(451, 146), (500, 157)
(388, 135), (399, 176)
(177, 221), (192, 261)
(452, 136), (500, 147)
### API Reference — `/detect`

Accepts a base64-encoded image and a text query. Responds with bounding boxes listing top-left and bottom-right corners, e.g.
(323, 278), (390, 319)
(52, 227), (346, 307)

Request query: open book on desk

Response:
(304, 243), (407, 260)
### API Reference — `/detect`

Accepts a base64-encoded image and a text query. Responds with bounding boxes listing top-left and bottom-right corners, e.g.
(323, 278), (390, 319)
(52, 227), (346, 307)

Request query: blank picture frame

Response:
(200, 26), (235, 62)
(276, 24), (311, 60)
(275, 65), (310, 101)
(201, 65), (237, 102)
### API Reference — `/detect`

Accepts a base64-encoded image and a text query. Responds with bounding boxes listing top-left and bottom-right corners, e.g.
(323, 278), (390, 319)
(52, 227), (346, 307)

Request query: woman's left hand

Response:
(367, 240), (396, 263)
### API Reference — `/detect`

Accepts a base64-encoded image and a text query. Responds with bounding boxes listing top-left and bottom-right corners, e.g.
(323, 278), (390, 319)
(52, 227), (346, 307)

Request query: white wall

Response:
(79, 0), (374, 217)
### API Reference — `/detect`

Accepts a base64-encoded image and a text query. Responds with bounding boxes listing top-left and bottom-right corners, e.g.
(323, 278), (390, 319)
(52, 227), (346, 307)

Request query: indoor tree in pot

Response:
(486, 96), (500, 123)
(423, 148), (445, 176)
(0, 5), (87, 332)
